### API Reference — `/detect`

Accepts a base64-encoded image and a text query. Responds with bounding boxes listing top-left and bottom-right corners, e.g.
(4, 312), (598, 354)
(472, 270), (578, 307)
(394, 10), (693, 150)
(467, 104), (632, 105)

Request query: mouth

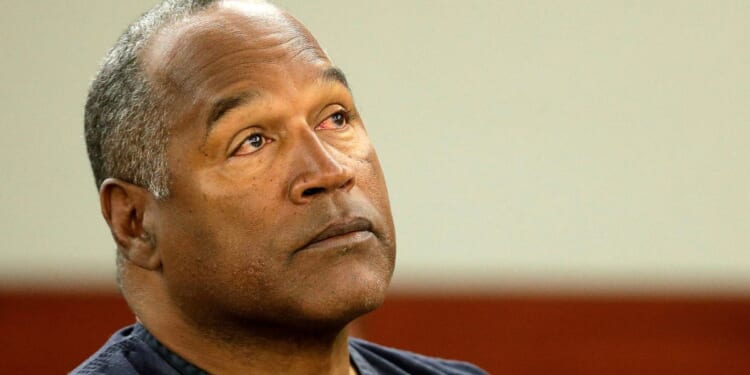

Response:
(298, 217), (375, 253)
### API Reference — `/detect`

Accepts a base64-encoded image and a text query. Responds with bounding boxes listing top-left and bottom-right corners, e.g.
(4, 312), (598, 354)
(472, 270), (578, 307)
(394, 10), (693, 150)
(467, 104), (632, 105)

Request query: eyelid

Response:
(227, 126), (267, 156)
(315, 110), (347, 131)
(316, 104), (353, 126)
(232, 133), (274, 157)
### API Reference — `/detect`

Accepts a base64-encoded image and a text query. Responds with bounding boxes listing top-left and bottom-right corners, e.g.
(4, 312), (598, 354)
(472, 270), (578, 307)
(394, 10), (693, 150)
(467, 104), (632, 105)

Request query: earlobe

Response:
(100, 178), (161, 271)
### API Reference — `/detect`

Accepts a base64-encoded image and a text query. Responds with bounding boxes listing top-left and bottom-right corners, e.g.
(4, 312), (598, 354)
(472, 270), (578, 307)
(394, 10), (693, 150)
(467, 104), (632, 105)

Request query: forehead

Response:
(142, 1), (330, 103)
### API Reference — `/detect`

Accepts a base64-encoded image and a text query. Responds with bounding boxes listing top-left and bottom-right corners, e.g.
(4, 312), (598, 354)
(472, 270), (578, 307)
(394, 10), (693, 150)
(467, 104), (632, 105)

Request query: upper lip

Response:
(307, 217), (373, 246)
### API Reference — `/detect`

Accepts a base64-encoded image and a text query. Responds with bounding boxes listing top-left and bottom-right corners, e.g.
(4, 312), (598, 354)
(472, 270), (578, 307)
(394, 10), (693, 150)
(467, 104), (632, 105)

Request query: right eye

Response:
(233, 133), (271, 156)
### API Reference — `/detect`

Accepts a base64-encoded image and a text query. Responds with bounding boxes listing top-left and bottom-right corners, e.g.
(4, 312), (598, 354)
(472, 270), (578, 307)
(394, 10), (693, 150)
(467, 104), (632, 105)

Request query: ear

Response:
(99, 178), (161, 270)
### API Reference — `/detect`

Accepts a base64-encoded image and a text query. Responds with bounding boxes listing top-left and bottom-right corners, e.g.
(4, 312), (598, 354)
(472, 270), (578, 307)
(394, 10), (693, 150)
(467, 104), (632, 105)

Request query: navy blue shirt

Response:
(71, 324), (487, 374)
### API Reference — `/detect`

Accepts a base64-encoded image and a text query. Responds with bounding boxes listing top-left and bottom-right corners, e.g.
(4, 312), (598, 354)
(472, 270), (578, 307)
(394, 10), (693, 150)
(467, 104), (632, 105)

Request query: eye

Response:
(315, 110), (350, 131)
(233, 133), (271, 156)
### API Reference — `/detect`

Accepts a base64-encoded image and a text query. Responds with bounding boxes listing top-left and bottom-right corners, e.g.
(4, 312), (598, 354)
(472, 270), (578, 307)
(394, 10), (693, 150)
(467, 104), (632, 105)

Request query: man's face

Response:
(142, 2), (395, 330)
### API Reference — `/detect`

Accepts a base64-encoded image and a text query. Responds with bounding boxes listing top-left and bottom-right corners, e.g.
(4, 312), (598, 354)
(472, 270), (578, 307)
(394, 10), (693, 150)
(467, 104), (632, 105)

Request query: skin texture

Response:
(98, 1), (396, 374)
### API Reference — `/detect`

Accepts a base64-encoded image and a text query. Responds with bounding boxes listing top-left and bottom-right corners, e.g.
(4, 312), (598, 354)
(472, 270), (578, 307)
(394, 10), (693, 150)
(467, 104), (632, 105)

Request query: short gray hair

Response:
(84, 0), (222, 198)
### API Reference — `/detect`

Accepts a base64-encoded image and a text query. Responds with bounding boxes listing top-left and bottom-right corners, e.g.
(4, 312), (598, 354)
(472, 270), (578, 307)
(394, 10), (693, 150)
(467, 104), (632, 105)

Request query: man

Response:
(74, 0), (486, 374)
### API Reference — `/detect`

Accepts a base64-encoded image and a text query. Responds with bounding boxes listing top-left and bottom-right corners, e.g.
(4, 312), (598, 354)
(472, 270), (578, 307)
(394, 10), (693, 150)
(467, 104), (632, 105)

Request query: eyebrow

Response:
(207, 91), (260, 129)
(320, 66), (350, 89)
(206, 66), (350, 129)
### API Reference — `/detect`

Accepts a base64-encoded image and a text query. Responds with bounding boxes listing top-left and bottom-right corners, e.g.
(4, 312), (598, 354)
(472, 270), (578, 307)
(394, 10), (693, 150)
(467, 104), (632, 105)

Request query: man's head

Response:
(86, 0), (396, 335)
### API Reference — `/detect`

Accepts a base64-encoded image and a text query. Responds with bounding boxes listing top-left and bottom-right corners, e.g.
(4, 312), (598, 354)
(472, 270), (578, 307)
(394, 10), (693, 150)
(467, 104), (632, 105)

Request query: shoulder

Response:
(70, 324), (176, 375)
(349, 337), (488, 375)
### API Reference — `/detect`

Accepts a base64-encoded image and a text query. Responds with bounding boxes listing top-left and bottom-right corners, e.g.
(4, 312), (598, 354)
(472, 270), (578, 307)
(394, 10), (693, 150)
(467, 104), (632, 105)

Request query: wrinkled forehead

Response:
(141, 0), (329, 97)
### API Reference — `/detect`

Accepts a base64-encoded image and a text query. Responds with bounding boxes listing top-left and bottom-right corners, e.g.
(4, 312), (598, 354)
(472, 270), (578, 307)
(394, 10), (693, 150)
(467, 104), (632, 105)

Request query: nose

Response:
(288, 130), (355, 204)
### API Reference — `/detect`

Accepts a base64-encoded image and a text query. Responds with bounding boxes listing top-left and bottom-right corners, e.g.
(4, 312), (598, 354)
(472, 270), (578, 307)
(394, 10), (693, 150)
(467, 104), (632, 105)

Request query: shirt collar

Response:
(134, 322), (365, 375)
(135, 323), (211, 375)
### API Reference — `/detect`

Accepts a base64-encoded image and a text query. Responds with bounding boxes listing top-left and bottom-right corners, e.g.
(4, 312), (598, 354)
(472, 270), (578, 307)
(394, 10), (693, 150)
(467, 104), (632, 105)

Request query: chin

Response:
(288, 268), (392, 332)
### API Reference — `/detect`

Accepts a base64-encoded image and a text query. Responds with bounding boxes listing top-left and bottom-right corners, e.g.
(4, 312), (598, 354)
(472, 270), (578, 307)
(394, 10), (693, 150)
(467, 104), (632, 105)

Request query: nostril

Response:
(302, 187), (326, 197)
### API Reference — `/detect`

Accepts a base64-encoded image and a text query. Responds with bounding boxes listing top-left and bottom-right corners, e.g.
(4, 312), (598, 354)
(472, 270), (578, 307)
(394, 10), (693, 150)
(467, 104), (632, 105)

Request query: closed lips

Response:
(307, 218), (373, 247)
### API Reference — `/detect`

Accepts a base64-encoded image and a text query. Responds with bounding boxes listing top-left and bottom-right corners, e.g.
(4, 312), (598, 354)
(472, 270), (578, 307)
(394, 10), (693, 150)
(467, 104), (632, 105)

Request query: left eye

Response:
(233, 133), (271, 156)
(315, 110), (349, 131)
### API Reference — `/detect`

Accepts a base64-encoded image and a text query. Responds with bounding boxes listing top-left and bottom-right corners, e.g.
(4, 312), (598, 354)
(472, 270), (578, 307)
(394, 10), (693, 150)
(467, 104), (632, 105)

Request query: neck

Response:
(139, 308), (355, 375)
(123, 267), (359, 374)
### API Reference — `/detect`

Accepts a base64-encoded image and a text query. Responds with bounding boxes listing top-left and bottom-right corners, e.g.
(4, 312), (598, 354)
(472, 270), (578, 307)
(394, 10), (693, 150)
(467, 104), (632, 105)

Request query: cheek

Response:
(157, 207), (287, 318)
(358, 150), (392, 211)
(156, 189), (283, 293)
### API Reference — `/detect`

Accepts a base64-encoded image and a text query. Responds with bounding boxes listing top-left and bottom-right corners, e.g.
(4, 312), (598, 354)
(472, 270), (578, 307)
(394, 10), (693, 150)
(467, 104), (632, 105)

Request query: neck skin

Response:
(124, 269), (357, 375)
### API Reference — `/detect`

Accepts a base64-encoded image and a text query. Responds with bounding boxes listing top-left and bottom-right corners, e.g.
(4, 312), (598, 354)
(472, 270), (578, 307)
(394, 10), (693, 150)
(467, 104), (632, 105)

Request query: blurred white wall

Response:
(1, 1), (748, 294)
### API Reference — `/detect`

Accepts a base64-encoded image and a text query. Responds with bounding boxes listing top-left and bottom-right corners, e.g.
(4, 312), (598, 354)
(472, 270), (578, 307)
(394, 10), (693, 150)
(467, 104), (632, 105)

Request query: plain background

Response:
(1, 0), (748, 294)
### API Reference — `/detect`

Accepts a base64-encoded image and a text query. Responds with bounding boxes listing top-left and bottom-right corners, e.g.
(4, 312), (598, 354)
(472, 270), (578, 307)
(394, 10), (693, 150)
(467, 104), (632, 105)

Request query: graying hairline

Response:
(111, 0), (226, 199)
